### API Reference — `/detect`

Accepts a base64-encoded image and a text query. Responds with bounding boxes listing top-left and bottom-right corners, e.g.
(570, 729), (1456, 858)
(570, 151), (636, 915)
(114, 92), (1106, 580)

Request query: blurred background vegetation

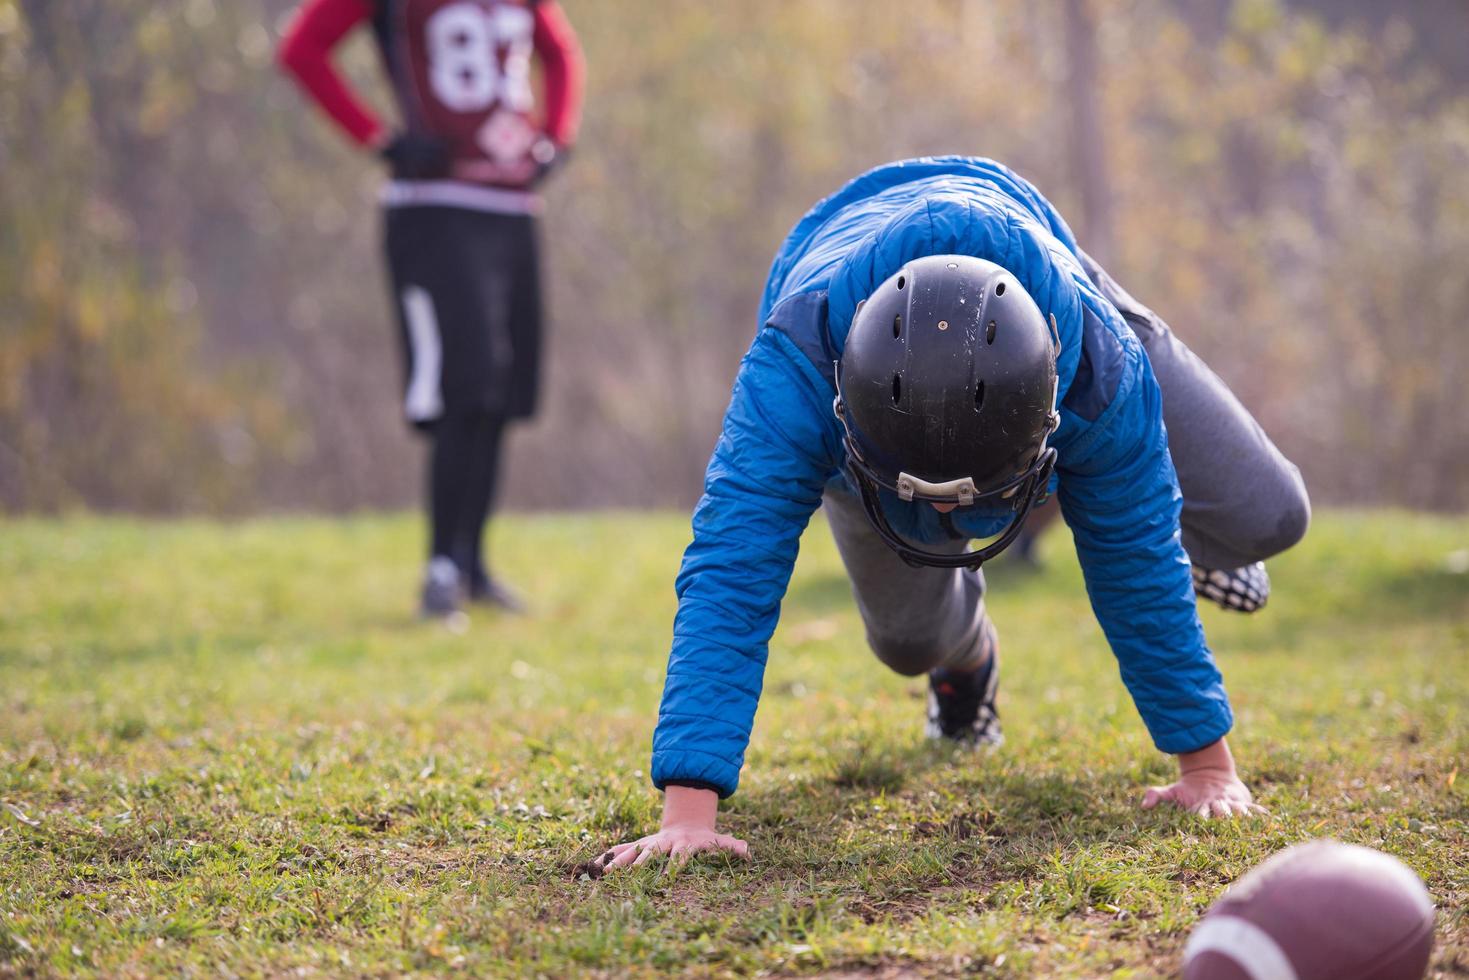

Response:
(2, 0), (1466, 514)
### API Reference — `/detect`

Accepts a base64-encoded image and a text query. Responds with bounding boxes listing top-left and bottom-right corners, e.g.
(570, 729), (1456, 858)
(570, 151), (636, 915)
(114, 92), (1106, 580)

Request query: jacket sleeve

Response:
(277, 0), (384, 148)
(1055, 328), (1233, 755)
(651, 329), (842, 798)
(532, 1), (584, 146)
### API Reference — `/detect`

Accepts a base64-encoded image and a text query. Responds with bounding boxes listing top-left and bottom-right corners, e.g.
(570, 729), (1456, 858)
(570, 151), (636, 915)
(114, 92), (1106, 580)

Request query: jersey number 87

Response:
(425, 2), (533, 114)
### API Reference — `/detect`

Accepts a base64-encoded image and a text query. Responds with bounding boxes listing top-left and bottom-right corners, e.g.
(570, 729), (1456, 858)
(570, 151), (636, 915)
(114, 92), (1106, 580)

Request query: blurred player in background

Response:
(279, 0), (584, 617)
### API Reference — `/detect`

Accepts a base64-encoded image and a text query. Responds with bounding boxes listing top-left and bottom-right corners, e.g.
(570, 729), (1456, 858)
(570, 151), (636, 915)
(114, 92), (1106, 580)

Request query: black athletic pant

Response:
(428, 412), (507, 581)
(383, 203), (543, 585)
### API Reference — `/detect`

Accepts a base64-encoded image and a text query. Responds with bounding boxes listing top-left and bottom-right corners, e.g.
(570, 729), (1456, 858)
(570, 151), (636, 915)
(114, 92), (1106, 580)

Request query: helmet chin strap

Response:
(846, 449), (1056, 570)
(831, 358), (1061, 569)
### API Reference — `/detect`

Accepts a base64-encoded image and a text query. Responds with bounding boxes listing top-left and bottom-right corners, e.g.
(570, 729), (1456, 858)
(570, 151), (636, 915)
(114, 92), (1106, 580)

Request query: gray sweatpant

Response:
(824, 257), (1311, 677)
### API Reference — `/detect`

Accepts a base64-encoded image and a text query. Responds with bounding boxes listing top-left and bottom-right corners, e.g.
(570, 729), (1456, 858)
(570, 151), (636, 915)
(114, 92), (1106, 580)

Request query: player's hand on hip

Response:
(530, 135), (567, 186)
(379, 131), (451, 180)
(596, 823), (749, 874)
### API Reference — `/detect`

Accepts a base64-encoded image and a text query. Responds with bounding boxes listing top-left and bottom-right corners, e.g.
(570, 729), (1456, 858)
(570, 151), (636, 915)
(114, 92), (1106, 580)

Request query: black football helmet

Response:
(833, 255), (1060, 569)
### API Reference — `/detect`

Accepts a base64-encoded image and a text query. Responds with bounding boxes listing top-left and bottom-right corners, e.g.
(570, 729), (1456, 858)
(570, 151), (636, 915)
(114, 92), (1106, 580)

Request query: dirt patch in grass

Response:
(913, 810), (997, 841)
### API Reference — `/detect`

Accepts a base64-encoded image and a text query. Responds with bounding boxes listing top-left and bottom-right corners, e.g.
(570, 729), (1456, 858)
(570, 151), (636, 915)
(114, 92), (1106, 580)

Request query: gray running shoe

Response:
(420, 556), (463, 618)
(1192, 562), (1270, 613)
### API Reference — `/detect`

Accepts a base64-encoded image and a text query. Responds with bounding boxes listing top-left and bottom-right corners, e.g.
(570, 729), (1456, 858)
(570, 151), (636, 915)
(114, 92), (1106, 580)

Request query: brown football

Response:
(1183, 840), (1435, 980)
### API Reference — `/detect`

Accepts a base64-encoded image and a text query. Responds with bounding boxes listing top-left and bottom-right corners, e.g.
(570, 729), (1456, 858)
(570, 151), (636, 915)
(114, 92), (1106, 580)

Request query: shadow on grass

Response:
(1355, 565), (1469, 625)
(733, 738), (1125, 846)
(645, 743), (1147, 928)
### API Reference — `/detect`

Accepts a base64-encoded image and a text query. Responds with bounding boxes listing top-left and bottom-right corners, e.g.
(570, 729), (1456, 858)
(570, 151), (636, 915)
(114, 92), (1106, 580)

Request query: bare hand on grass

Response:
(595, 824), (749, 874)
(1142, 769), (1266, 818)
(1141, 736), (1267, 818)
(591, 784), (748, 875)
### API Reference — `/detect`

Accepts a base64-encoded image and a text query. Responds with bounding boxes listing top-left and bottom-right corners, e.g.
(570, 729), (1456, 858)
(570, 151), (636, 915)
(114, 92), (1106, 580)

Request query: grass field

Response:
(2, 510), (1467, 977)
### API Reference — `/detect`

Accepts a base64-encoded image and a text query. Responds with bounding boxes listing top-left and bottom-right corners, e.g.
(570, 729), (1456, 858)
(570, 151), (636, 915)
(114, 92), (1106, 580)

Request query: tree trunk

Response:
(1062, 0), (1115, 264)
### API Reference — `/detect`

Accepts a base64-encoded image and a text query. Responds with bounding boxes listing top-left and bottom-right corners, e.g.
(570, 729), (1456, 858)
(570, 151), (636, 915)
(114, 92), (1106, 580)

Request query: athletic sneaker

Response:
(420, 556), (463, 618)
(926, 649), (1003, 749)
(468, 569), (527, 614)
(1192, 561), (1270, 613)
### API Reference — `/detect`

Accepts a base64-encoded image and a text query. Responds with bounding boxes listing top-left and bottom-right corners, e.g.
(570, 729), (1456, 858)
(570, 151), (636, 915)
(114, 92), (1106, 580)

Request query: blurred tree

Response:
(1, 0), (291, 511)
(1, 0), (1465, 512)
(1107, 0), (1469, 507)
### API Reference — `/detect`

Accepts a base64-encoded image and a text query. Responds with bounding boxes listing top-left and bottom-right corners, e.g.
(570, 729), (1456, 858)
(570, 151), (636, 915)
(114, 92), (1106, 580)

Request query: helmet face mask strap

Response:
(895, 472), (978, 506)
(845, 440), (1056, 570)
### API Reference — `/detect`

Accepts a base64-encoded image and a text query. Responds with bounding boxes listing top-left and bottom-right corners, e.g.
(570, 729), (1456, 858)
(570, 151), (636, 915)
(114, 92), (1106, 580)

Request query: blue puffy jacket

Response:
(652, 157), (1231, 798)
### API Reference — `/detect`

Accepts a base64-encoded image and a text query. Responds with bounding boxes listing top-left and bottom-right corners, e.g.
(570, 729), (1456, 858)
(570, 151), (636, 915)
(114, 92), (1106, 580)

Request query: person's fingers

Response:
(1192, 800), (1213, 818)
(666, 845), (693, 874)
(609, 841), (650, 869)
(605, 840), (640, 863)
(1246, 801), (1269, 816)
(1146, 785), (1194, 811)
(716, 835), (750, 859)
(602, 834), (754, 877)
(662, 836), (749, 872)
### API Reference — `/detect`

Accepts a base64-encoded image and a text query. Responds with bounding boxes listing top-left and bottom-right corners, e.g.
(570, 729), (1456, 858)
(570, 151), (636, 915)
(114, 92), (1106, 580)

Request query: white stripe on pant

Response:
(402, 285), (444, 424)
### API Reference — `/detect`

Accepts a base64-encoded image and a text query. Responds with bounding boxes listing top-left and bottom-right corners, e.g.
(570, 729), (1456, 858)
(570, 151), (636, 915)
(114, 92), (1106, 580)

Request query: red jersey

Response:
(278, 0), (583, 189)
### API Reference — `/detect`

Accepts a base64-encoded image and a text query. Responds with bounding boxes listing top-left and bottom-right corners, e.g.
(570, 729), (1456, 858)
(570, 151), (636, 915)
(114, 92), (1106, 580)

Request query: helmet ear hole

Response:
(974, 380), (985, 411)
(891, 374), (902, 404)
(897, 275), (906, 290)
(986, 319), (997, 344)
(893, 314), (902, 339)
(995, 281), (1007, 296)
